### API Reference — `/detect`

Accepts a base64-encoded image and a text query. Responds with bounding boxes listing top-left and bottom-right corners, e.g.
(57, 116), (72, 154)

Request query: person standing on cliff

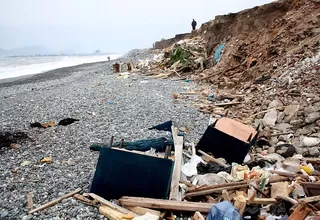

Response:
(191, 19), (197, 31)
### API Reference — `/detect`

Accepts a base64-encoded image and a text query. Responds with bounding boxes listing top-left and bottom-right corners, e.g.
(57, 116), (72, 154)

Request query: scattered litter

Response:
(58, 118), (79, 126)
(20, 161), (31, 166)
(40, 156), (52, 163)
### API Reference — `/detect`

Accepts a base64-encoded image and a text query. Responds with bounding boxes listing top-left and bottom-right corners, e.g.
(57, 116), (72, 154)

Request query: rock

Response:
(268, 146), (275, 153)
(179, 127), (187, 132)
(309, 147), (320, 157)
(305, 112), (320, 123)
(52, 217), (61, 220)
(296, 128), (312, 136)
(311, 133), (320, 138)
(270, 137), (279, 146)
(10, 143), (22, 149)
(263, 109), (278, 126)
(295, 147), (309, 156)
(269, 98), (283, 108)
(0, 210), (8, 218)
(290, 119), (303, 126)
(284, 105), (300, 122)
(304, 103), (320, 115)
(22, 214), (33, 220)
(276, 123), (293, 132)
(302, 136), (320, 147)
(255, 147), (263, 153)
(277, 112), (285, 123)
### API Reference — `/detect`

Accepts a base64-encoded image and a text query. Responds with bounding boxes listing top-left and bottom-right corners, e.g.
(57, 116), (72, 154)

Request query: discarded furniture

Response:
(90, 147), (174, 200)
(196, 117), (259, 164)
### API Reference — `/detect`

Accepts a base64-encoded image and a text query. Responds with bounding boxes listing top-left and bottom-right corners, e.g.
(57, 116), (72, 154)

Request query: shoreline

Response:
(0, 59), (119, 88)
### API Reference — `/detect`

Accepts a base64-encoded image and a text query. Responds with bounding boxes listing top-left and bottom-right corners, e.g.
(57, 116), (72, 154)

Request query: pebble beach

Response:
(0, 59), (208, 219)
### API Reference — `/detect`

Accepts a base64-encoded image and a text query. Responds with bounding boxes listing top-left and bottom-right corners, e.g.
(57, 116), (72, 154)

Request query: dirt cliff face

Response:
(194, 0), (320, 85)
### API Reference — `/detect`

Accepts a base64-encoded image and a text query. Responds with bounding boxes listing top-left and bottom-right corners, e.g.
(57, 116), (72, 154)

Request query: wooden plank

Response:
(114, 148), (174, 160)
(189, 181), (248, 192)
(192, 211), (205, 220)
(119, 197), (215, 213)
(276, 195), (298, 205)
(299, 195), (320, 203)
(222, 190), (230, 202)
(89, 193), (137, 216)
(99, 206), (135, 220)
(73, 194), (98, 206)
(288, 202), (311, 220)
(125, 206), (160, 217)
(185, 184), (249, 198)
(270, 170), (310, 178)
(271, 182), (289, 198)
(27, 192), (33, 211)
(234, 195), (246, 216)
(169, 126), (184, 201)
(198, 150), (228, 168)
(29, 188), (82, 214)
(247, 198), (277, 205)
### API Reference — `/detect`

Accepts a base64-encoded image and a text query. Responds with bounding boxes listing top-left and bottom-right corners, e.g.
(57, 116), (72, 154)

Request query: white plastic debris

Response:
(133, 213), (159, 220)
(181, 155), (204, 177)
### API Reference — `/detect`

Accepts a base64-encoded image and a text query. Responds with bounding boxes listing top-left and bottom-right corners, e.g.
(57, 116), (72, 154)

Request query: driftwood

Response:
(125, 206), (161, 217)
(88, 193), (137, 216)
(119, 196), (215, 213)
(29, 188), (82, 214)
(169, 126), (184, 201)
(288, 202), (311, 220)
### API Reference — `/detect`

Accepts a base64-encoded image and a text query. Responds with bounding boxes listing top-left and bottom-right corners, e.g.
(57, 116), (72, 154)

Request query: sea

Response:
(0, 54), (122, 80)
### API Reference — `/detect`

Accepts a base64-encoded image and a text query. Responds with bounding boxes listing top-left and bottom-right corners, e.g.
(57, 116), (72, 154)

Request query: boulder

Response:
(302, 136), (320, 147)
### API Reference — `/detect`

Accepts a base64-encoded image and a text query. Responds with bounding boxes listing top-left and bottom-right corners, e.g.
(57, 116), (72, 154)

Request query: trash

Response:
(133, 213), (159, 220)
(192, 173), (227, 186)
(58, 118), (79, 126)
(40, 156), (52, 163)
(243, 205), (260, 219)
(269, 201), (291, 216)
(30, 121), (56, 128)
(206, 201), (242, 220)
(213, 44), (225, 65)
(90, 137), (169, 152)
(20, 161), (31, 166)
(90, 147), (174, 200)
(275, 144), (296, 158)
(208, 94), (216, 101)
(181, 155), (204, 177)
(197, 161), (231, 174)
(148, 120), (172, 132)
(86, 111), (96, 116)
(256, 126), (271, 147)
(196, 117), (258, 164)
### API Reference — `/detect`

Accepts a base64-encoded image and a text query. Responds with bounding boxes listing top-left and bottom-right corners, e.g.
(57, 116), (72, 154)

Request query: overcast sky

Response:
(0, 0), (272, 54)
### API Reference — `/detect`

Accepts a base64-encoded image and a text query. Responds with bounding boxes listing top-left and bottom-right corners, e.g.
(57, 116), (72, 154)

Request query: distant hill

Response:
(0, 46), (52, 56)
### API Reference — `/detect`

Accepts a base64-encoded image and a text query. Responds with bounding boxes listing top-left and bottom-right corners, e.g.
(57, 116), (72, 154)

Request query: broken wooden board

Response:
(299, 195), (320, 203)
(27, 192), (33, 211)
(119, 197), (215, 213)
(29, 188), (82, 214)
(169, 126), (184, 201)
(192, 211), (205, 220)
(125, 206), (161, 217)
(73, 194), (98, 207)
(89, 193), (137, 216)
(185, 184), (249, 198)
(288, 202), (311, 220)
(99, 206), (135, 220)
(198, 150), (228, 168)
(234, 195), (246, 216)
